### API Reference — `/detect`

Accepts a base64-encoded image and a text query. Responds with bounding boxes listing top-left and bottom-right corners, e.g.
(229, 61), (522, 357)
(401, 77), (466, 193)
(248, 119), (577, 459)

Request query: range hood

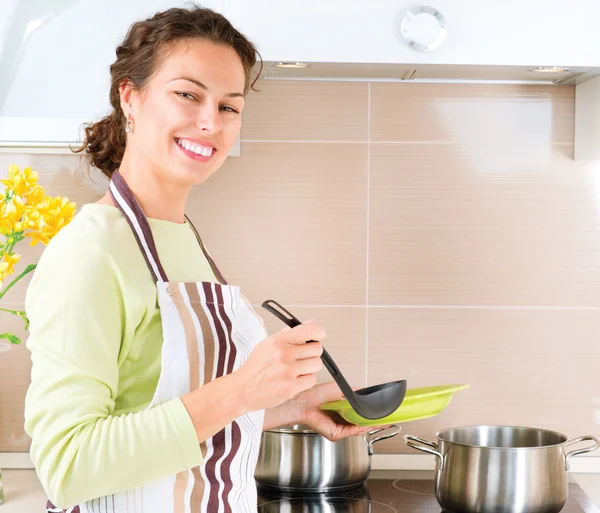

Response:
(223, 0), (600, 89)
(260, 60), (600, 161)
(260, 62), (600, 86)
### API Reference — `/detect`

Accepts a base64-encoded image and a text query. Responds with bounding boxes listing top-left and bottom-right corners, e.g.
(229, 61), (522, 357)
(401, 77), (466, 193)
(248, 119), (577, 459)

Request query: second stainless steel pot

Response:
(255, 424), (399, 493)
(405, 425), (600, 513)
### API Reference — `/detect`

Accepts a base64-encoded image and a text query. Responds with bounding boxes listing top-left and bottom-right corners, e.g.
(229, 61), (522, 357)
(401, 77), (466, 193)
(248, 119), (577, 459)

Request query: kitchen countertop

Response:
(373, 471), (600, 509)
(1, 470), (599, 512)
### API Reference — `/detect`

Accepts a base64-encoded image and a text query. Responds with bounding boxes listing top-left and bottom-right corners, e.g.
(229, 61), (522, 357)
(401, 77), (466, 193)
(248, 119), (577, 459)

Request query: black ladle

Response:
(261, 299), (407, 420)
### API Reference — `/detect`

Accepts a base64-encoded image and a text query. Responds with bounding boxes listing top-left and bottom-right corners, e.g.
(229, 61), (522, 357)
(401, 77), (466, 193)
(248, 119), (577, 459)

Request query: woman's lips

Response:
(175, 137), (216, 162)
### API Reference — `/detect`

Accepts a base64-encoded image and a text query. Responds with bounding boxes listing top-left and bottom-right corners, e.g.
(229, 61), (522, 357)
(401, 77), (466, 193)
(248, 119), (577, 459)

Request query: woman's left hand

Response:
(271, 381), (383, 441)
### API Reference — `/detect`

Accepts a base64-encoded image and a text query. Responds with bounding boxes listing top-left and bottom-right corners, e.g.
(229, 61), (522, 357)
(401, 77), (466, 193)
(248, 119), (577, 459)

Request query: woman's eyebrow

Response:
(170, 76), (244, 98)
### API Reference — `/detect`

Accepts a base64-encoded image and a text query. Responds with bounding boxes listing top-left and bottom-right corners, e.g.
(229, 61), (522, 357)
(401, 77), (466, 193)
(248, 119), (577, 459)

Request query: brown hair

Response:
(73, 5), (261, 178)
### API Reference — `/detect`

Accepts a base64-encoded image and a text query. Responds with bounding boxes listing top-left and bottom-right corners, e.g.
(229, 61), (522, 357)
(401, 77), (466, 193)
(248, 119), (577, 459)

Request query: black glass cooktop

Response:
(257, 479), (599, 513)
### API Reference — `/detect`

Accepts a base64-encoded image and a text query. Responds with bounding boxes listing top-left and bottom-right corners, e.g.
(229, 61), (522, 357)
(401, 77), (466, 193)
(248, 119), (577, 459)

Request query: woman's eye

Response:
(176, 92), (239, 113)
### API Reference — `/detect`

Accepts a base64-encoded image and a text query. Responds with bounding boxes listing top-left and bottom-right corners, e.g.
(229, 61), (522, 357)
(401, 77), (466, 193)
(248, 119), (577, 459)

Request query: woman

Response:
(23, 5), (375, 513)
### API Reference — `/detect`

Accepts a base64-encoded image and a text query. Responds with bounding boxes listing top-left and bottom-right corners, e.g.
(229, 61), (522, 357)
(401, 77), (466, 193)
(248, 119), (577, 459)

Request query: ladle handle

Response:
(261, 299), (303, 328)
(261, 300), (354, 397)
(320, 346), (355, 401)
(320, 348), (340, 379)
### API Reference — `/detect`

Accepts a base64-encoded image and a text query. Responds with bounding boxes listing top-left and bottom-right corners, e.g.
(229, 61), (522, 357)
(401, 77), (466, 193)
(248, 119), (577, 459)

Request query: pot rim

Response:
(265, 424), (378, 437)
(265, 424), (322, 435)
(435, 424), (569, 450)
(265, 428), (319, 436)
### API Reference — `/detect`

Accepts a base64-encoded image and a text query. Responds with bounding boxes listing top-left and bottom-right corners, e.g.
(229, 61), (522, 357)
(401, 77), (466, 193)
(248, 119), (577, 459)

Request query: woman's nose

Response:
(197, 103), (222, 133)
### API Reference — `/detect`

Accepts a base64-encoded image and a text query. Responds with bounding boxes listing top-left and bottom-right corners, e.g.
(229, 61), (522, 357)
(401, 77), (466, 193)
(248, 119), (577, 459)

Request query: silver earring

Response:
(125, 116), (133, 134)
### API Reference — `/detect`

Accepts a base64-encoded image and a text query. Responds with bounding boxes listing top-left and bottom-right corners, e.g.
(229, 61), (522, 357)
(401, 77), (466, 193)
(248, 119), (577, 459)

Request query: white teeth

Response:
(177, 139), (213, 157)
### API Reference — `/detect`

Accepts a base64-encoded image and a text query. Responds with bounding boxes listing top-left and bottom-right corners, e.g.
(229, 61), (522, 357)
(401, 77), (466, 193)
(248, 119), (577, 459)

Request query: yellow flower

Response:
(1, 165), (39, 198)
(26, 196), (76, 246)
(25, 184), (45, 205)
(26, 231), (50, 247)
(1, 164), (77, 264)
(0, 253), (20, 277)
(0, 253), (21, 290)
(0, 195), (25, 227)
(0, 164), (19, 192)
(22, 208), (41, 230)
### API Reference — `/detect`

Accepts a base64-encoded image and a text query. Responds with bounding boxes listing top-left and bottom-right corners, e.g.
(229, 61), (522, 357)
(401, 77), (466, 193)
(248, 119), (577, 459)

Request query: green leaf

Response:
(0, 332), (22, 345)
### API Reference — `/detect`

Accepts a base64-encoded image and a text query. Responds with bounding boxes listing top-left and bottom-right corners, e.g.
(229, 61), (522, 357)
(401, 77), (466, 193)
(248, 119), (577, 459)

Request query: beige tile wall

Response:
(1, 80), (600, 454)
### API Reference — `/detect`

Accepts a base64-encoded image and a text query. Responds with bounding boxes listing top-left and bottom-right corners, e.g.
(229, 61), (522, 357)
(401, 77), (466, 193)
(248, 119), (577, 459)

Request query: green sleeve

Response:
(23, 239), (201, 509)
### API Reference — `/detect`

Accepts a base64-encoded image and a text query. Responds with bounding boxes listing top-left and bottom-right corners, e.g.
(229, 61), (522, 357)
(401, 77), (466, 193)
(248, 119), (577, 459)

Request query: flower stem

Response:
(0, 307), (25, 315)
(0, 305), (29, 331)
(0, 263), (36, 301)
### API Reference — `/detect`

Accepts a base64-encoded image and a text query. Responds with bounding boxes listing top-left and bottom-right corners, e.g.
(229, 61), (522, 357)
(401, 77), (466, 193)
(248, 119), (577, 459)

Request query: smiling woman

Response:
(73, 12), (256, 207)
(22, 5), (374, 513)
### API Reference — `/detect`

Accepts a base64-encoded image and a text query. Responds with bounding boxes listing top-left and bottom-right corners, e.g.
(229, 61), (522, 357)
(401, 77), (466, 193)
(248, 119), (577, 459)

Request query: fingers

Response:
(338, 424), (373, 439)
(293, 356), (323, 376)
(296, 373), (318, 392)
(307, 381), (345, 402)
(278, 320), (326, 346)
(321, 422), (362, 442)
(291, 340), (323, 360)
(324, 422), (377, 441)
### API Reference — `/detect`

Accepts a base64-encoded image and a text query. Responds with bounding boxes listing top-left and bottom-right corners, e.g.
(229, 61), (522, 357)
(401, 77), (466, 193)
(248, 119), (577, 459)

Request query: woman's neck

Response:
(99, 151), (190, 224)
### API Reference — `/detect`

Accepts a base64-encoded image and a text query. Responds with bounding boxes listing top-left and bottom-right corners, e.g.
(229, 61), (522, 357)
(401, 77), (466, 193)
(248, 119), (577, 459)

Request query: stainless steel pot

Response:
(255, 424), (399, 493)
(404, 425), (600, 513)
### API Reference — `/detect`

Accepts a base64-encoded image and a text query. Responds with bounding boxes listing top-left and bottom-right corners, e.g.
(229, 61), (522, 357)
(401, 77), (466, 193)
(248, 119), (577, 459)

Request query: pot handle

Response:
(564, 435), (600, 471)
(366, 424), (400, 456)
(404, 435), (445, 470)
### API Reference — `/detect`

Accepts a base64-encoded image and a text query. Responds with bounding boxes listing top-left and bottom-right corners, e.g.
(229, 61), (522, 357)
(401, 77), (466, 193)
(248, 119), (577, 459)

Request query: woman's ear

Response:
(118, 79), (138, 117)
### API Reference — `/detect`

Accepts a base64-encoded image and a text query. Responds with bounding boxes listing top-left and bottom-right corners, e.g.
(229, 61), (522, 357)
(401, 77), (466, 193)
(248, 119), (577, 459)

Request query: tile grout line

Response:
(365, 82), (371, 388)
(10, 141), (574, 150)
(240, 139), (364, 144)
(252, 304), (600, 311)
(239, 140), (575, 146)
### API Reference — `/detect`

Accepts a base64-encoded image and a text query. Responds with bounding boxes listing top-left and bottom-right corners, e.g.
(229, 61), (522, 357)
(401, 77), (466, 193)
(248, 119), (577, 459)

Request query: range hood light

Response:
(273, 62), (310, 69)
(530, 66), (570, 73)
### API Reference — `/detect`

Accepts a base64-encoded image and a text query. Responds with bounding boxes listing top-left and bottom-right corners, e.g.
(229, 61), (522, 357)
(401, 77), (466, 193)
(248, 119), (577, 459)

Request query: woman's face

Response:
(122, 38), (246, 188)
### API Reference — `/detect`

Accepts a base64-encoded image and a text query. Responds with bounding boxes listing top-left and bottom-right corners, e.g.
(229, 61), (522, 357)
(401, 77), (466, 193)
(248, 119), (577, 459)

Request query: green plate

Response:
(320, 384), (470, 427)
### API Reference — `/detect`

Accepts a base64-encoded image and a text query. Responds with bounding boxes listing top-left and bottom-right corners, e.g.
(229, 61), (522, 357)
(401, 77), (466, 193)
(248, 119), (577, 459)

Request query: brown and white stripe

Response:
(46, 500), (80, 513)
(49, 170), (265, 513)
(43, 172), (264, 513)
(160, 281), (265, 513)
(175, 281), (243, 512)
(108, 171), (169, 282)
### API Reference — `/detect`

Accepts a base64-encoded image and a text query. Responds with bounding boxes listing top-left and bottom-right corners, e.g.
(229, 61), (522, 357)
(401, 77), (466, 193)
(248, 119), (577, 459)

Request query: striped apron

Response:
(47, 170), (266, 513)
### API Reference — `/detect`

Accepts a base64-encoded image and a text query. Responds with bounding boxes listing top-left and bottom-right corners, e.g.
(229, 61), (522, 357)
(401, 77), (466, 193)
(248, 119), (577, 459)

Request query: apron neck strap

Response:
(184, 215), (228, 285)
(109, 170), (169, 282)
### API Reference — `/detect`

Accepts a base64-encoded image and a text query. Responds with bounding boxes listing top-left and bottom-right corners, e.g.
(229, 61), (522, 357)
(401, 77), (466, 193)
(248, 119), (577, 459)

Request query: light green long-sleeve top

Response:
(24, 203), (220, 509)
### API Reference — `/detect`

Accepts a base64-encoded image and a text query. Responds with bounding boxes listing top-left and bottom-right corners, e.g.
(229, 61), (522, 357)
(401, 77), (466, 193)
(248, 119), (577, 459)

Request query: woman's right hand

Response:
(235, 320), (326, 412)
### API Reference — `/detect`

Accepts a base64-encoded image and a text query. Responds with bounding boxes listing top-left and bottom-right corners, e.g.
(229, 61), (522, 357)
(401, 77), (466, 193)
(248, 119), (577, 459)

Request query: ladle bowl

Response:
(261, 299), (407, 420)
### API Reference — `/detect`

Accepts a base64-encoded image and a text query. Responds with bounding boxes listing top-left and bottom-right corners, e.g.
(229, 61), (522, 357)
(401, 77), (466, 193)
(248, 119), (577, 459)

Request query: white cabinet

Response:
(1, 0), (600, 149)
(0, 0), (224, 148)
(224, 0), (600, 67)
